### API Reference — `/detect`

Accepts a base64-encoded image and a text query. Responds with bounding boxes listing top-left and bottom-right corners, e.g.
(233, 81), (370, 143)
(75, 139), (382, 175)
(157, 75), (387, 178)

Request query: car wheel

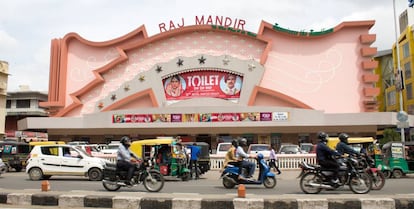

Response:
(29, 167), (43, 181)
(88, 168), (103, 181)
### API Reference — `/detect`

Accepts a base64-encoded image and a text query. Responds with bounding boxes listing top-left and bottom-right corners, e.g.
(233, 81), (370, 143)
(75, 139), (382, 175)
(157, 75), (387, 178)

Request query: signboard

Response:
(112, 111), (289, 123)
(163, 71), (243, 101)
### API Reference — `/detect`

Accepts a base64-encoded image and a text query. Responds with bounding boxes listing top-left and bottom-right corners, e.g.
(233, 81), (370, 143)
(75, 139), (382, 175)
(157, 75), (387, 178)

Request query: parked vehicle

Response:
(130, 138), (191, 181)
(298, 155), (372, 194)
(182, 142), (210, 175)
(26, 144), (108, 181)
(247, 144), (271, 157)
(0, 140), (30, 172)
(102, 158), (164, 192)
(100, 143), (120, 155)
(221, 153), (276, 189)
(0, 159), (7, 176)
(300, 143), (314, 153)
(278, 144), (301, 154)
(380, 141), (414, 178)
(215, 142), (232, 156)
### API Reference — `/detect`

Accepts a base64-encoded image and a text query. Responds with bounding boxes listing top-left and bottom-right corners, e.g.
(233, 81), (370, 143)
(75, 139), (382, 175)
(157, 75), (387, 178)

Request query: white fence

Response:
(99, 154), (317, 171)
(209, 154), (317, 170)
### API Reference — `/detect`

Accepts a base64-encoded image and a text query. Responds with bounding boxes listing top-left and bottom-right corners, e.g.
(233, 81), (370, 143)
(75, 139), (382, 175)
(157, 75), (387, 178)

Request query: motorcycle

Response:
(0, 159), (6, 176)
(298, 155), (372, 194)
(102, 159), (164, 192)
(358, 154), (385, 190)
(221, 153), (277, 189)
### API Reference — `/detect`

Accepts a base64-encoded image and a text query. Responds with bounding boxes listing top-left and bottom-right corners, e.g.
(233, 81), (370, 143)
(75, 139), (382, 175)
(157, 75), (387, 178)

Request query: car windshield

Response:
(281, 146), (300, 153)
(219, 144), (231, 152)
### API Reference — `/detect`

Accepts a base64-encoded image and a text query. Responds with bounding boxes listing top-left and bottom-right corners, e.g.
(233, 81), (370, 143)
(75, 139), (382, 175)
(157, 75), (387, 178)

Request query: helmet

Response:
(338, 133), (349, 144)
(317, 132), (328, 142)
(239, 138), (247, 146)
(231, 139), (239, 147)
(120, 136), (131, 145)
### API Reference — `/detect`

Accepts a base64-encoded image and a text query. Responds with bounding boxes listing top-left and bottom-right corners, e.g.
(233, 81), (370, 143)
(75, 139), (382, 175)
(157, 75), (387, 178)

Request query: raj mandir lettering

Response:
(159, 15), (246, 32)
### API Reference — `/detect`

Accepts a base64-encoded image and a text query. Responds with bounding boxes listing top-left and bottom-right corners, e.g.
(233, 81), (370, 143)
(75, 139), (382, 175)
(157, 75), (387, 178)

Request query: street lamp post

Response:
(393, 0), (406, 143)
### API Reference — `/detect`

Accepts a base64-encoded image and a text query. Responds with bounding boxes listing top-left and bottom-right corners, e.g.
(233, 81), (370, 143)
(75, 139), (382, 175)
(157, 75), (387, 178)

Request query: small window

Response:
(16, 99), (30, 108)
(41, 147), (58, 156)
(6, 100), (11, 108)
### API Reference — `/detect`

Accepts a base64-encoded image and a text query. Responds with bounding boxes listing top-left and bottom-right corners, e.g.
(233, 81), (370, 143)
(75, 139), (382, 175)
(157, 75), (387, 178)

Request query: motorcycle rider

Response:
(117, 136), (141, 185)
(336, 133), (360, 156)
(316, 132), (341, 184)
(235, 138), (256, 179)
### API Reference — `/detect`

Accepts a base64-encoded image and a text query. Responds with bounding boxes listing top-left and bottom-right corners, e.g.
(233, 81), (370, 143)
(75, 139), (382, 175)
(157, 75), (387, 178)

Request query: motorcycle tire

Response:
(143, 170), (165, 192)
(299, 172), (322, 194)
(371, 170), (385, 190)
(348, 172), (372, 194)
(263, 176), (277, 188)
(222, 176), (236, 189)
(102, 180), (121, 191)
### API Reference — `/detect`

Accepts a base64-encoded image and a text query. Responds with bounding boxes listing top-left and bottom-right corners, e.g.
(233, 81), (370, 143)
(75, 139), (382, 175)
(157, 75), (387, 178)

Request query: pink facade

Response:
(41, 20), (378, 117)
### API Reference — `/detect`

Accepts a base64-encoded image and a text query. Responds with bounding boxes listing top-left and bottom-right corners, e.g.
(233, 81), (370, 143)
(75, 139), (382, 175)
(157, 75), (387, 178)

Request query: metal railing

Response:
(98, 153), (317, 170)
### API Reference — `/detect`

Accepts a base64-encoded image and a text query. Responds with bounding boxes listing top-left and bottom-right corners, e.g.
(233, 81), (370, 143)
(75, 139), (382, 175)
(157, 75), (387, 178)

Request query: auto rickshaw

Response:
(380, 141), (414, 178)
(0, 140), (30, 172)
(130, 138), (191, 181)
(182, 142), (210, 175)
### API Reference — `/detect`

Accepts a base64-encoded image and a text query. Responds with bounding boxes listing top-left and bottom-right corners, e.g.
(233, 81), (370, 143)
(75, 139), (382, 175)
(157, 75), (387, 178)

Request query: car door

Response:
(38, 146), (62, 174)
(59, 146), (86, 175)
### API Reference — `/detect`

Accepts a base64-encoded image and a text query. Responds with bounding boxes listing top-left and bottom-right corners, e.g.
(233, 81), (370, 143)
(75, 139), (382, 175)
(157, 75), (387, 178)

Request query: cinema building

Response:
(18, 16), (409, 149)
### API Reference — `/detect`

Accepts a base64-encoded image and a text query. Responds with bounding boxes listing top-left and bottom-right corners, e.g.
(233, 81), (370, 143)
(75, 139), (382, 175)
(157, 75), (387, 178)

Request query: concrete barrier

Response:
(1, 192), (414, 209)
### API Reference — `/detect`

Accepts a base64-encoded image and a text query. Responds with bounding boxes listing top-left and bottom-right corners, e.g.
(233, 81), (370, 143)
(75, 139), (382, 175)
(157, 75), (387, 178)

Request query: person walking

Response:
(189, 143), (201, 179)
(268, 144), (281, 174)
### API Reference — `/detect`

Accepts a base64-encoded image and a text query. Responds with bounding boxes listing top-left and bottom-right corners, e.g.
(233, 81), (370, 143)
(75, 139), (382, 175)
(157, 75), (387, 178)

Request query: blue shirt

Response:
(117, 144), (139, 162)
(189, 145), (201, 160)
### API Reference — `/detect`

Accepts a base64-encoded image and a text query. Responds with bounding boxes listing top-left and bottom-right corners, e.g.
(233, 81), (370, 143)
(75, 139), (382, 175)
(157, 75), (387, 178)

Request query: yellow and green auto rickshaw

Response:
(380, 141), (414, 178)
(130, 138), (191, 181)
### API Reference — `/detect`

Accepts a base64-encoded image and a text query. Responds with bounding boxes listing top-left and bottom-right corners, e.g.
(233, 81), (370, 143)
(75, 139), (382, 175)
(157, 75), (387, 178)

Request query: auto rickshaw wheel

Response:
(392, 169), (403, 178)
(382, 170), (392, 178)
(181, 172), (191, 181)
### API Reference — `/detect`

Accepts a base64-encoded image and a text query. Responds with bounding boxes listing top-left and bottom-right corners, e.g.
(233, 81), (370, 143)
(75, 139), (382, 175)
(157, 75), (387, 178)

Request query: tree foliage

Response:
(380, 128), (401, 145)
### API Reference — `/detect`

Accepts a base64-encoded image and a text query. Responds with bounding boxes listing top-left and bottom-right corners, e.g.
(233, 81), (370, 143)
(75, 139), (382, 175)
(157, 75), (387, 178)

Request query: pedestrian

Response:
(189, 143), (201, 179)
(268, 144), (281, 174)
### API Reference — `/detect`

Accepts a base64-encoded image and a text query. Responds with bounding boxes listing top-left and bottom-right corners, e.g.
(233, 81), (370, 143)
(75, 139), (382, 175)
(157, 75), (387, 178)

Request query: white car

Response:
(26, 144), (108, 181)
(247, 144), (271, 157)
(278, 144), (302, 154)
(215, 142), (232, 156)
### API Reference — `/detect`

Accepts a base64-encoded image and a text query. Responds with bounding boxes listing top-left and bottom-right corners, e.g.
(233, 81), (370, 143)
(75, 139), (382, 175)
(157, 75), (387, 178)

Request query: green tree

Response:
(380, 128), (401, 145)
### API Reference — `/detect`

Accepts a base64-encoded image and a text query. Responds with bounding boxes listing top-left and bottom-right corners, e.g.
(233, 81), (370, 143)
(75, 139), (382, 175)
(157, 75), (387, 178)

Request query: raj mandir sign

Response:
(159, 15), (246, 32)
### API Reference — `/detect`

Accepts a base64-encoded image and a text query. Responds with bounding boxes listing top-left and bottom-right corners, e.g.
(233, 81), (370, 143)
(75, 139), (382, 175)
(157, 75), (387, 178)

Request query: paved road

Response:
(1, 170), (414, 196)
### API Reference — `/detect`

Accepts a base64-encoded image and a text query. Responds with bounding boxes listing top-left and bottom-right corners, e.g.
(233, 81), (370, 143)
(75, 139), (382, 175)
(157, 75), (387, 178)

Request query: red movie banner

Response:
(163, 70), (243, 101)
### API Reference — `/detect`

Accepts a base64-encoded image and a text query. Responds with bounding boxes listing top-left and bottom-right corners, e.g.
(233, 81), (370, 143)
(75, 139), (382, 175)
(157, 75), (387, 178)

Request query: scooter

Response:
(221, 153), (277, 189)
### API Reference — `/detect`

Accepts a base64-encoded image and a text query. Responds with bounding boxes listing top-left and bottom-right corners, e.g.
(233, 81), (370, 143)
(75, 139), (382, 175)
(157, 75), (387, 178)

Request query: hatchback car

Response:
(278, 144), (302, 154)
(247, 144), (271, 157)
(26, 145), (108, 181)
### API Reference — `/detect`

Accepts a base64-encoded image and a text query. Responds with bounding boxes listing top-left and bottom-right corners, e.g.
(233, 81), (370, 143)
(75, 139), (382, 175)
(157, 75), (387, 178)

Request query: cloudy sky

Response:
(0, 0), (409, 92)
